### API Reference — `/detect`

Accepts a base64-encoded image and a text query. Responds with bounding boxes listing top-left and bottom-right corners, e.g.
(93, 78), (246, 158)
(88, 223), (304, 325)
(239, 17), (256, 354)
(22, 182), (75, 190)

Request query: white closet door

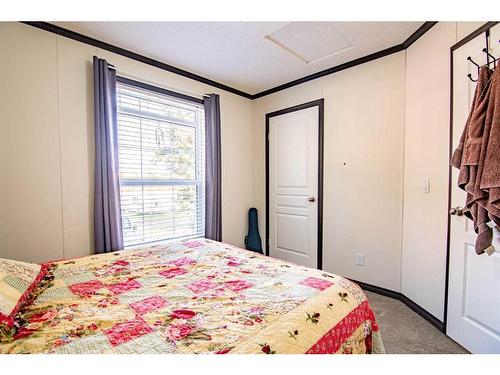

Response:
(268, 106), (319, 269)
(447, 26), (500, 354)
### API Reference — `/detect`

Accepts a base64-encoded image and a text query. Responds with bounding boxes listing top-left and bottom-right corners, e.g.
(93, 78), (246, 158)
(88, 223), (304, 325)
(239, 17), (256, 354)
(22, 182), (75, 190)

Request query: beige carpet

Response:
(365, 291), (469, 354)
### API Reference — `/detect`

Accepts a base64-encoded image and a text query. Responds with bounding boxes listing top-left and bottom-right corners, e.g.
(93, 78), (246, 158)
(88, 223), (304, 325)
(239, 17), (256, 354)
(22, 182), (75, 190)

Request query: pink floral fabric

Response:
(159, 267), (187, 279)
(69, 280), (105, 298)
(185, 279), (218, 293)
(299, 277), (333, 291)
(104, 318), (153, 346)
(130, 296), (168, 315)
(107, 279), (142, 295)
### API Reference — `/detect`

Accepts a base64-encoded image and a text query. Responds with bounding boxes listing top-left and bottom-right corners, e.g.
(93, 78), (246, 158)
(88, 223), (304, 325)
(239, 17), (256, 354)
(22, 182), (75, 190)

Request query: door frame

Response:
(445, 21), (499, 333)
(265, 99), (325, 269)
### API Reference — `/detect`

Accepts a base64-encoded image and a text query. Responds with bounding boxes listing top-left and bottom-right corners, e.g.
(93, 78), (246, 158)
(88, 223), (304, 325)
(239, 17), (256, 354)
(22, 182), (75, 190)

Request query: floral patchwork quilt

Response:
(0, 239), (384, 354)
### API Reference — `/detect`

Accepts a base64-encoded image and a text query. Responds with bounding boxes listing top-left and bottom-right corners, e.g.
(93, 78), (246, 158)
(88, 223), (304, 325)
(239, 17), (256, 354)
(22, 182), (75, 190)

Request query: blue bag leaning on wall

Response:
(244, 207), (263, 254)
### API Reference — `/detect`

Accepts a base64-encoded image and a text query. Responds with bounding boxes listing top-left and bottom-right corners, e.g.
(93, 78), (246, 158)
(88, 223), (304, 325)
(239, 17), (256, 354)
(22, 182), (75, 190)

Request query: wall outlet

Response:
(355, 253), (364, 266)
(422, 178), (431, 193)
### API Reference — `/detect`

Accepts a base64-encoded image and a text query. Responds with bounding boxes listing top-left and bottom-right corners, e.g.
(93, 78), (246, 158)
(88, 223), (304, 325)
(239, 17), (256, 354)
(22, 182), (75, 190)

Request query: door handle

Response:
(308, 196), (315, 202)
(449, 206), (464, 216)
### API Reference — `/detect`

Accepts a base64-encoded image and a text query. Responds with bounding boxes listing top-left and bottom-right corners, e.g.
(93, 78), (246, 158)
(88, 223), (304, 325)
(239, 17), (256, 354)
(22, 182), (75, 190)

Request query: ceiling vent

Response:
(265, 22), (354, 64)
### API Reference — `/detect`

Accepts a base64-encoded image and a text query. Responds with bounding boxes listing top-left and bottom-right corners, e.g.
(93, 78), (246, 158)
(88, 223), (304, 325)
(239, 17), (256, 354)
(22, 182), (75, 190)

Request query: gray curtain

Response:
(93, 56), (123, 253)
(204, 94), (222, 241)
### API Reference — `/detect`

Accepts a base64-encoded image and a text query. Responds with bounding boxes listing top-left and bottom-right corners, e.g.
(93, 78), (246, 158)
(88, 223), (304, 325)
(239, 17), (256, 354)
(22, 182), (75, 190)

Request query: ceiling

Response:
(55, 22), (424, 95)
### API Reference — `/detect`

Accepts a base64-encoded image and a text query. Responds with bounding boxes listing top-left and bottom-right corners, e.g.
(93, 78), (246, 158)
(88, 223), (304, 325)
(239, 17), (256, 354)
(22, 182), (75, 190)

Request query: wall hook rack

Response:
(467, 38), (499, 82)
(467, 56), (480, 82)
(482, 48), (497, 68)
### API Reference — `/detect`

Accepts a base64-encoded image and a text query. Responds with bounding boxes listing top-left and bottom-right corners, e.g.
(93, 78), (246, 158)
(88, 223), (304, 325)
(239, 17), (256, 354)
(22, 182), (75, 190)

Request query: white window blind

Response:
(116, 81), (205, 247)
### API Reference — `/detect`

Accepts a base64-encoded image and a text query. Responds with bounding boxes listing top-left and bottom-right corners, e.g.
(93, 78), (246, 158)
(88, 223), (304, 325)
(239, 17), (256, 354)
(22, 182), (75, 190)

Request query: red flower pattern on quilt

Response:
(224, 280), (253, 292)
(107, 279), (142, 295)
(13, 327), (36, 340)
(104, 260), (131, 275)
(215, 348), (232, 354)
(165, 322), (192, 341)
(159, 266), (187, 279)
(130, 296), (168, 315)
(69, 280), (105, 297)
(168, 257), (196, 267)
(29, 308), (58, 323)
(185, 279), (218, 293)
(299, 277), (333, 291)
(183, 241), (203, 248)
(104, 317), (153, 346)
(305, 300), (377, 354)
(170, 309), (196, 320)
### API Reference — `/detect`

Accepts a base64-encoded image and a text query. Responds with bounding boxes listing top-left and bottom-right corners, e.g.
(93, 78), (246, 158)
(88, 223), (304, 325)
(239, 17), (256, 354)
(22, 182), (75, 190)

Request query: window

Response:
(116, 79), (205, 247)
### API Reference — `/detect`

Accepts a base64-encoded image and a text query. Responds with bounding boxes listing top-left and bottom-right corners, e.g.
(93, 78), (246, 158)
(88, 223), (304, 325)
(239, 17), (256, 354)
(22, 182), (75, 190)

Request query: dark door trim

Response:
(445, 21), (498, 333)
(265, 99), (324, 269)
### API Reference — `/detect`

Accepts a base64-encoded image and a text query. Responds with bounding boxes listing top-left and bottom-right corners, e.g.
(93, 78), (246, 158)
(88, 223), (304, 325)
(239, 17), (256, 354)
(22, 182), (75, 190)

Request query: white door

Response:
(447, 26), (500, 354)
(268, 105), (319, 269)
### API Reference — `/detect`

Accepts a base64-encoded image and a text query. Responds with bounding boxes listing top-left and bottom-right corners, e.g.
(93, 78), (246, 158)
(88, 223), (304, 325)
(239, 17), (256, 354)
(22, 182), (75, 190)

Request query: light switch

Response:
(422, 178), (430, 193)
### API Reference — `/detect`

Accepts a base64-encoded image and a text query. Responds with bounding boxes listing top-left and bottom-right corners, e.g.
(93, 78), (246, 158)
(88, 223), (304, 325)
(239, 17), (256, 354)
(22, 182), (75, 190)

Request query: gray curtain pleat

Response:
(204, 94), (222, 241)
(93, 56), (124, 253)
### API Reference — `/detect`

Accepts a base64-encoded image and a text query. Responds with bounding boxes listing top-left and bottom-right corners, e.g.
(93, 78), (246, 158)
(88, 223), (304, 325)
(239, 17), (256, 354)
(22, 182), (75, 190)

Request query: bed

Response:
(0, 239), (384, 354)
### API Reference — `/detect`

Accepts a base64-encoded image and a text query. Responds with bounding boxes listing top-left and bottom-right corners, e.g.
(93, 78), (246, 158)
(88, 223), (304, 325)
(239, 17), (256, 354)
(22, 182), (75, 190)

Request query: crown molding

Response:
(22, 21), (437, 100)
(252, 22), (437, 99)
(21, 21), (253, 99)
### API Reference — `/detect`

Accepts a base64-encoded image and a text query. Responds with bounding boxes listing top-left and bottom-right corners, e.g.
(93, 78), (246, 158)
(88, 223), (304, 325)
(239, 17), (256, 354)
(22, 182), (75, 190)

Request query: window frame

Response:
(116, 76), (205, 105)
(116, 76), (206, 247)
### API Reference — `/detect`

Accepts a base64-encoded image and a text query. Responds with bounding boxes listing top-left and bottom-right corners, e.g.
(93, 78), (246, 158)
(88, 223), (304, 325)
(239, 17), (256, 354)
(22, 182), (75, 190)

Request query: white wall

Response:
(253, 52), (406, 291)
(0, 22), (254, 263)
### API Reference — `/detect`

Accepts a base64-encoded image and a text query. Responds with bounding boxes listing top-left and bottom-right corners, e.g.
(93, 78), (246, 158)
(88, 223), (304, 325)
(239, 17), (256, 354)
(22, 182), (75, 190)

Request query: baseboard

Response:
(352, 279), (401, 300)
(399, 295), (445, 332)
(349, 278), (445, 333)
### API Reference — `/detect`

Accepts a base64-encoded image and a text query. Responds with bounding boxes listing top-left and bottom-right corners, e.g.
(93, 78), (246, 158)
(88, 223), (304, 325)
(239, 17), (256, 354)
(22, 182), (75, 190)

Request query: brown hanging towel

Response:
(476, 65), (500, 246)
(451, 67), (496, 255)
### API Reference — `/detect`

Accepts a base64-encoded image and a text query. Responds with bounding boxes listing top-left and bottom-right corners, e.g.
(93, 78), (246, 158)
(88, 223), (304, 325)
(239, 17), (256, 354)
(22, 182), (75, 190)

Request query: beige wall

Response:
(0, 21), (489, 320)
(252, 22), (487, 317)
(252, 52), (406, 291)
(402, 22), (456, 321)
(401, 22), (485, 320)
(0, 22), (254, 263)
(0, 24), (63, 263)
